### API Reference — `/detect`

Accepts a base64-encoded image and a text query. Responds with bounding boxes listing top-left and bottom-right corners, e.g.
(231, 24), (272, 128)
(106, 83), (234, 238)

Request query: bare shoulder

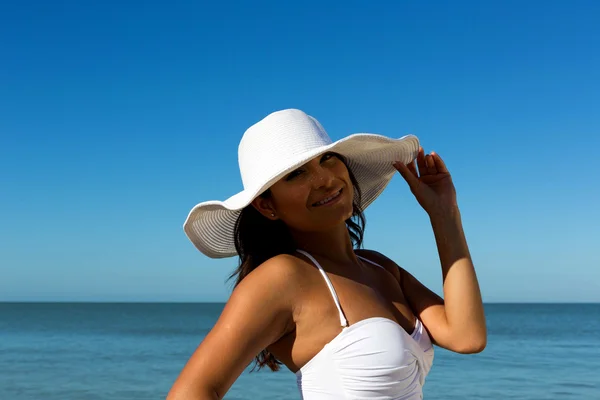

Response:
(241, 253), (307, 285)
(354, 249), (438, 301)
(167, 253), (307, 399)
(230, 253), (308, 314)
(355, 248), (402, 282)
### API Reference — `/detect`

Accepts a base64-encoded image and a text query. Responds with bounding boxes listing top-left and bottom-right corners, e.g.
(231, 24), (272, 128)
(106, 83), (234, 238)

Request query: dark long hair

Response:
(231, 154), (366, 371)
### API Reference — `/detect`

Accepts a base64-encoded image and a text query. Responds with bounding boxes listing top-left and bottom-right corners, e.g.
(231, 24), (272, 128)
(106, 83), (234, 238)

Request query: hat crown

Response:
(238, 109), (333, 189)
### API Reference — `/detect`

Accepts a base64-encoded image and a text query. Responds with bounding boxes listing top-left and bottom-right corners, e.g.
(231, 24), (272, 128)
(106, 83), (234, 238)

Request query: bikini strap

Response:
(357, 254), (422, 337)
(296, 250), (348, 327)
(357, 255), (386, 270)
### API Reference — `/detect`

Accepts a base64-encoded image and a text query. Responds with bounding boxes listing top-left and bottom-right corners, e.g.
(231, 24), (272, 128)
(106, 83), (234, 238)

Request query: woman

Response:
(168, 109), (486, 400)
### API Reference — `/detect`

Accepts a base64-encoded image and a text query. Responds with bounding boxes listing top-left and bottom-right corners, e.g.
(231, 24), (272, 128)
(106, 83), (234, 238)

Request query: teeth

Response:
(316, 190), (341, 206)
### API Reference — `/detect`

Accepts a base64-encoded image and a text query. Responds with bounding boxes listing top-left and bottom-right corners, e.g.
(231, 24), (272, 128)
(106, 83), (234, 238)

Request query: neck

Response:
(290, 222), (359, 265)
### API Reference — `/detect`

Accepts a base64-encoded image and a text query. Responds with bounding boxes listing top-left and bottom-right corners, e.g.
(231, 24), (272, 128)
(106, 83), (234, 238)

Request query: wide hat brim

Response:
(183, 133), (419, 258)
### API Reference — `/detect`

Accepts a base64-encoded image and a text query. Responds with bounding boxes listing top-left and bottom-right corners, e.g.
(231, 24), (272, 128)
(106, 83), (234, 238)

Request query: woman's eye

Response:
(321, 153), (335, 162)
(286, 169), (303, 181)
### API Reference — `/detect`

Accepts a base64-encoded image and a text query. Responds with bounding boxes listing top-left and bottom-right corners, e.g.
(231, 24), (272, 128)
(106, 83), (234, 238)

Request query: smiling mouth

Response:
(313, 188), (343, 207)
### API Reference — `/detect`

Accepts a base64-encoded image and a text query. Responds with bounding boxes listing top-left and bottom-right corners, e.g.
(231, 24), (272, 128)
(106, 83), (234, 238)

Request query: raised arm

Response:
(166, 255), (298, 400)
(426, 207), (486, 352)
(391, 147), (486, 353)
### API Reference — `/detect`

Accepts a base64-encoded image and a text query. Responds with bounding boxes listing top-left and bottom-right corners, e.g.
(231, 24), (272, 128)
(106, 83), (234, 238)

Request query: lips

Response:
(312, 188), (343, 207)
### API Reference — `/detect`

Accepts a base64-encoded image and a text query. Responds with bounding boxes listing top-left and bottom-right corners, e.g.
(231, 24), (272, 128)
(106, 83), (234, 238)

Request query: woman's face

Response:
(253, 153), (355, 233)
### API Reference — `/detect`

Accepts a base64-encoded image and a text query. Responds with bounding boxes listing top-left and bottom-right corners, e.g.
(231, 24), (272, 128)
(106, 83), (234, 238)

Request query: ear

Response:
(251, 197), (278, 220)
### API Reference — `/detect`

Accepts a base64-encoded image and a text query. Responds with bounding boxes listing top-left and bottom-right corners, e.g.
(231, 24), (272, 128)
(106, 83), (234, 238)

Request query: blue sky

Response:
(1, 0), (598, 302)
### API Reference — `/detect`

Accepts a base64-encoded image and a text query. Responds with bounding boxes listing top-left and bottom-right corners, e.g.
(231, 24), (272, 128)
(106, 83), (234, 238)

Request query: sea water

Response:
(1, 303), (599, 399)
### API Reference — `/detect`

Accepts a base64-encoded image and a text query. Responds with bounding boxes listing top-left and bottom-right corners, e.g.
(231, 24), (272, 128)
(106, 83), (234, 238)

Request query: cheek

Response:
(334, 162), (351, 180)
(332, 163), (353, 192)
(271, 185), (309, 216)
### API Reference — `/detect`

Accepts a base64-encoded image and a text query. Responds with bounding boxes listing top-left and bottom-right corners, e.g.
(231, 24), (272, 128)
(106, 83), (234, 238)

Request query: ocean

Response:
(1, 303), (599, 399)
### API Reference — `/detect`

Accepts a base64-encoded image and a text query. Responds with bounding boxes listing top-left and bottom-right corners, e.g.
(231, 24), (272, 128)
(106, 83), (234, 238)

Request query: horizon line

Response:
(1, 300), (599, 305)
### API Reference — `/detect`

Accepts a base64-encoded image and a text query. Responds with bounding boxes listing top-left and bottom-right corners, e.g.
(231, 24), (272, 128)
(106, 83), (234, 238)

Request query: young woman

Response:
(168, 109), (486, 400)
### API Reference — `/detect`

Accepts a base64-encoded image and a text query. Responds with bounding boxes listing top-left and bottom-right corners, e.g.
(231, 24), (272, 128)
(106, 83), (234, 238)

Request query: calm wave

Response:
(1, 303), (599, 399)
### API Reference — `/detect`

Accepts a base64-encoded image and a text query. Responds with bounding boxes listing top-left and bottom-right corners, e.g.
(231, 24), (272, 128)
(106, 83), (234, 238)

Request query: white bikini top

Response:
(295, 250), (434, 400)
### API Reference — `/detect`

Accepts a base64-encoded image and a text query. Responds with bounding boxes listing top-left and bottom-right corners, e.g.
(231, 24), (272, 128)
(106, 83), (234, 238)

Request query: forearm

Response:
(430, 207), (486, 352)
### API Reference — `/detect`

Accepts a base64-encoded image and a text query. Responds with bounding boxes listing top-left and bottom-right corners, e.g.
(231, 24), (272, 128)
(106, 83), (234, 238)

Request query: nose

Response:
(311, 164), (335, 190)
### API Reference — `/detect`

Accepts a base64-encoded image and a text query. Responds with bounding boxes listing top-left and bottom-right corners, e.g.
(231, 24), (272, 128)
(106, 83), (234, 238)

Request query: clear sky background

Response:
(1, 1), (599, 303)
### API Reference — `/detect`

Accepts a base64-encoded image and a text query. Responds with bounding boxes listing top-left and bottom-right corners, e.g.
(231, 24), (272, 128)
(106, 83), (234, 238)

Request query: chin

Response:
(322, 202), (355, 226)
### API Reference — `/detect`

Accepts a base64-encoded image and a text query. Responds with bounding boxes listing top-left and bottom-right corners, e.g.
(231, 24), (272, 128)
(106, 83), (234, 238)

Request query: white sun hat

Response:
(183, 108), (420, 258)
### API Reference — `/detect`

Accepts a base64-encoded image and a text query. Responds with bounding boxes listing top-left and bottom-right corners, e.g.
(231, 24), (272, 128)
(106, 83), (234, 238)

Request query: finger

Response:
(393, 162), (419, 190)
(431, 152), (449, 173)
(407, 159), (419, 178)
(425, 154), (437, 174)
(417, 147), (427, 176)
